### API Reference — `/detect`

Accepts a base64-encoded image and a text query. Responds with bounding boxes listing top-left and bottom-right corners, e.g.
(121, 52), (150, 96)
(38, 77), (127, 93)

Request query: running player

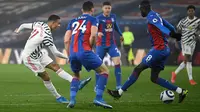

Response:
(171, 5), (200, 85)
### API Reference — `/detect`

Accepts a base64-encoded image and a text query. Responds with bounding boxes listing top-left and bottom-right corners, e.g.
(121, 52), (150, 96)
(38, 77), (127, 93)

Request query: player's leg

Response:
(109, 45), (122, 89)
(46, 63), (73, 82)
(37, 71), (68, 103)
(46, 63), (91, 90)
(107, 63), (148, 99)
(23, 57), (67, 103)
(67, 57), (82, 108)
(171, 61), (186, 83)
(151, 68), (188, 103)
(81, 51), (112, 108)
(185, 54), (196, 85)
(95, 46), (106, 89)
(171, 43), (187, 83)
(93, 63), (112, 109)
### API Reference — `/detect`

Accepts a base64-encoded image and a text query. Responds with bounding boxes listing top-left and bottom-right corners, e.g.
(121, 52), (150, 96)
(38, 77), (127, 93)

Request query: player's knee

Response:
(95, 64), (109, 74)
(112, 57), (121, 65)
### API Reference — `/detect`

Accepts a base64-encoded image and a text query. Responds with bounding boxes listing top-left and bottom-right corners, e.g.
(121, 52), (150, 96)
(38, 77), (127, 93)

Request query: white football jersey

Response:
(22, 22), (54, 59)
(177, 16), (200, 46)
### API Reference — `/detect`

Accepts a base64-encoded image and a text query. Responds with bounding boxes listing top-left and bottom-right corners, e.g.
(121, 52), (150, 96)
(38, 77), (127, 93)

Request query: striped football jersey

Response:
(23, 22), (54, 59)
(177, 16), (200, 46)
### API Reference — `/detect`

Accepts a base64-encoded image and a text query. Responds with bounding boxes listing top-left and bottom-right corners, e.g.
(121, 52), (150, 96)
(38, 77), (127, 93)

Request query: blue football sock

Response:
(115, 64), (121, 87)
(156, 78), (177, 91)
(95, 73), (100, 86)
(70, 78), (80, 101)
(96, 73), (108, 100)
(121, 71), (139, 91)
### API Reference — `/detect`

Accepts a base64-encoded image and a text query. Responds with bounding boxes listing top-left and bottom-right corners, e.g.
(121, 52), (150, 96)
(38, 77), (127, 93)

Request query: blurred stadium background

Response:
(0, 0), (200, 66)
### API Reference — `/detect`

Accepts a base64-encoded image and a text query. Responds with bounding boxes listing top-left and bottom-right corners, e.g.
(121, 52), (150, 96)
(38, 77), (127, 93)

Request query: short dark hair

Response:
(48, 15), (60, 21)
(103, 1), (111, 6)
(140, 0), (151, 8)
(82, 1), (94, 12)
(187, 5), (195, 11)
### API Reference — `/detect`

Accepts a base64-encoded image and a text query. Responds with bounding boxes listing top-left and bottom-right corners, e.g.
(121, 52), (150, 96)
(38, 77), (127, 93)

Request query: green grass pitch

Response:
(0, 64), (200, 112)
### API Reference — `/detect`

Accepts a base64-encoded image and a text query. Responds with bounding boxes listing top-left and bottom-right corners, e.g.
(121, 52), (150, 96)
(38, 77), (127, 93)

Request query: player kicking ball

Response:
(95, 1), (124, 90)
(64, 1), (112, 109)
(14, 15), (91, 104)
(107, 0), (188, 103)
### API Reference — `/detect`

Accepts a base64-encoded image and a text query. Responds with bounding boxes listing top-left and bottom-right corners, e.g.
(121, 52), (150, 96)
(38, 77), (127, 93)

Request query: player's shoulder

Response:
(33, 21), (46, 26)
(147, 11), (161, 24)
(110, 13), (117, 18)
(180, 17), (187, 22)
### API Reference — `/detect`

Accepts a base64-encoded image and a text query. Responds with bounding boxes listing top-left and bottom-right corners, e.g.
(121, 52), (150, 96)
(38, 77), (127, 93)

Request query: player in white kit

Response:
(14, 15), (91, 103)
(171, 5), (200, 85)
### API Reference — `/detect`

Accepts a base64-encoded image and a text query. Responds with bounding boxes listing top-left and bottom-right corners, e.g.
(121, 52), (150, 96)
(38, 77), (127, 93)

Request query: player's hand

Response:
(120, 36), (124, 42)
(14, 28), (19, 34)
(169, 31), (182, 41)
(98, 32), (104, 37)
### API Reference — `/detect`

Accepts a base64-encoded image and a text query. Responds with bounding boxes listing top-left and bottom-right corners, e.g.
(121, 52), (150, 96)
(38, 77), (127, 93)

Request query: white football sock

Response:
(56, 68), (73, 82)
(43, 81), (61, 99)
(118, 89), (124, 95)
(175, 62), (186, 74)
(176, 87), (182, 94)
(186, 62), (193, 80)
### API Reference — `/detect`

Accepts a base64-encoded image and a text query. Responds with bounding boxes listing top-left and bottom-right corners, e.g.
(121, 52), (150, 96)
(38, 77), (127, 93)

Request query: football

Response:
(160, 90), (175, 104)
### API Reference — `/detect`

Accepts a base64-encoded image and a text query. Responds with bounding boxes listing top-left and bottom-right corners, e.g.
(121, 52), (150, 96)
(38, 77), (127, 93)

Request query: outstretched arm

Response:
(14, 23), (33, 33)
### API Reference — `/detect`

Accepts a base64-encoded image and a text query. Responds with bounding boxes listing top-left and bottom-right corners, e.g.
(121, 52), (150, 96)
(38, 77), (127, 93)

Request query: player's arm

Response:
(43, 36), (68, 59)
(14, 23), (33, 33)
(90, 18), (99, 47)
(148, 16), (181, 41)
(64, 21), (72, 57)
(64, 30), (72, 57)
(114, 15), (123, 41)
(162, 18), (176, 32)
(90, 26), (98, 47)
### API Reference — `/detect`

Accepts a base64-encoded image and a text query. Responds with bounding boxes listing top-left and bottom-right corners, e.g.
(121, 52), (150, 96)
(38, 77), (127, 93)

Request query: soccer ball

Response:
(160, 90), (175, 104)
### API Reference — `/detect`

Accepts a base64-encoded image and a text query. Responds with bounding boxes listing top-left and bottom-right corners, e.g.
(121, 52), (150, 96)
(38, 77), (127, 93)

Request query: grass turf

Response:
(0, 64), (200, 112)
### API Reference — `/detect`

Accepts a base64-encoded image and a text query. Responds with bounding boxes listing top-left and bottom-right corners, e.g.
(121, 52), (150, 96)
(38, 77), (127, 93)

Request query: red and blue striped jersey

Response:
(147, 11), (175, 50)
(67, 14), (98, 53)
(96, 13), (122, 47)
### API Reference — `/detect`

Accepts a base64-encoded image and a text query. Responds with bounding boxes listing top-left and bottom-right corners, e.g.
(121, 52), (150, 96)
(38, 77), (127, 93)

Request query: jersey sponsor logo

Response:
(105, 23), (113, 32)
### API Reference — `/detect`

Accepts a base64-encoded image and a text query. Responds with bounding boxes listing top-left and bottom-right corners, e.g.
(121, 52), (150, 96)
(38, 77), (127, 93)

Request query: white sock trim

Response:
(56, 69), (73, 82)
(176, 87), (182, 94)
(118, 89), (124, 95)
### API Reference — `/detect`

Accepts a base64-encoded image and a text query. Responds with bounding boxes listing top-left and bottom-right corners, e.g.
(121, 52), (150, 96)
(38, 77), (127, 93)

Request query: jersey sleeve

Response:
(148, 14), (171, 35)
(66, 20), (73, 31)
(91, 17), (99, 27)
(163, 18), (176, 32)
